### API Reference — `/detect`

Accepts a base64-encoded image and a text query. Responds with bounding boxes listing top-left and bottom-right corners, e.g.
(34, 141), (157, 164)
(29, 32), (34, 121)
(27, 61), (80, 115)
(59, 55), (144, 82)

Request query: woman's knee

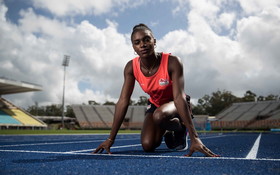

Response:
(141, 139), (156, 152)
(152, 109), (167, 126)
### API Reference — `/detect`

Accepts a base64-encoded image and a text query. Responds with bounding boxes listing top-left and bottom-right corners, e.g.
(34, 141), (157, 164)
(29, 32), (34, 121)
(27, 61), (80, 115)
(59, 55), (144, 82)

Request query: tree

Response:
(103, 101), (115, 105)
(136, 96), (148, 106)
(192, 90), (279, 116)
(88, 100), (100, 105)
(129, 99), (135, 105)
(264, 94), (279, 101)
(257, 94), (279, 101)
(242, 90), (256, 102)
(192, 98), (208, 115)
(195, 95), (211, 115)
(45, 104), (62, 116)
(208, 90), (239, 115)
(26, 104), (74, 117)
(193, 90), (239, 115)
(257, 96), (265, 101)
(26, 105), (45, 116)
(65, 105), (75, 118)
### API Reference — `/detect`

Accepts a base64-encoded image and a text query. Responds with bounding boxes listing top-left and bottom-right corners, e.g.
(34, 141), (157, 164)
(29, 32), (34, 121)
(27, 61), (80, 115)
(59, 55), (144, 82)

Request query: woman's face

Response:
(131, 29), (156, 58)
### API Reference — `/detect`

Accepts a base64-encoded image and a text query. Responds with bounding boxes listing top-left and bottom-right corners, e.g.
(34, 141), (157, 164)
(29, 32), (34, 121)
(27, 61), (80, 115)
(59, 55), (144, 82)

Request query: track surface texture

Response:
(0, 132), (279, 175)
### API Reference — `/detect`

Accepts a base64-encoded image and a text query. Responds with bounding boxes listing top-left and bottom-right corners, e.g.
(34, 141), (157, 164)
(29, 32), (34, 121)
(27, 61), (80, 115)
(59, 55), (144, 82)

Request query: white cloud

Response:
(0, 2), (139, 108)
(32, 0), (113, 16)
(235, 6), (280, 94)
(189, 0), (219, 18)
(1, 0), (279, 109)
(218, 12), (235, 30)
(31, 0), (148, 16)
(18, 8), (72, 38)
(160, 0), (280, 98)
(0, 0), (7, 21)
(239, 0), (280, 15)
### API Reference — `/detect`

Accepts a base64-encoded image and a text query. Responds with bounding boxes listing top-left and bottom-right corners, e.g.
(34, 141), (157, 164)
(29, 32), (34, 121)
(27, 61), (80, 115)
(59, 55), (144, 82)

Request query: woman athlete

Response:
(94, 23), (218, 157)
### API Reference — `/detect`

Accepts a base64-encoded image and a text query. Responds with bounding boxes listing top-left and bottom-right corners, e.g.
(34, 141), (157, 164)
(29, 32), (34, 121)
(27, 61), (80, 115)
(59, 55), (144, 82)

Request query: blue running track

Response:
(0, 132), (279, 175)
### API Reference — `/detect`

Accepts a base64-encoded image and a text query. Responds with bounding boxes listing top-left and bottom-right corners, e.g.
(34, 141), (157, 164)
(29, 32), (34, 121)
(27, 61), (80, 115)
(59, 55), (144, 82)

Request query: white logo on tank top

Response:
(159, 78), (169, 86)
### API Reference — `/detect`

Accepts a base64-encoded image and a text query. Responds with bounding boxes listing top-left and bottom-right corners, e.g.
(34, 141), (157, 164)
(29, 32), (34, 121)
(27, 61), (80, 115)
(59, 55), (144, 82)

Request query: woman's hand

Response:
(93, 138), (114, 154)
(185, 137), (220, 157)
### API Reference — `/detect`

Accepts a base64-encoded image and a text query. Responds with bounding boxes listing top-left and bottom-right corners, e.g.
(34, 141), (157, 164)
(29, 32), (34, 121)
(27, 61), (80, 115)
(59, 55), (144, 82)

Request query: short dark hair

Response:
(131, 23), (154, 41)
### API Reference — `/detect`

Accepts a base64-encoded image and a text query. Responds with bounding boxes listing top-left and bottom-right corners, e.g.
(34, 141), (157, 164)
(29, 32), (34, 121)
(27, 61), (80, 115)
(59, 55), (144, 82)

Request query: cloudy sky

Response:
(0, 0), (279, 108)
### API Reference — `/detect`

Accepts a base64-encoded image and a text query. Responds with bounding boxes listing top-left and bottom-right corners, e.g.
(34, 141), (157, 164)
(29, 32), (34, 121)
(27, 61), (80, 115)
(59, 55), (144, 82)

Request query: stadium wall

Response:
(211, 119), (280, 130)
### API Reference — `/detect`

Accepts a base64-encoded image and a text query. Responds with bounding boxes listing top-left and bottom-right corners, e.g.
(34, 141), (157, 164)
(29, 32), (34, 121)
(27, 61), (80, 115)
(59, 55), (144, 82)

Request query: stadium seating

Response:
(0, 110), (21, 125)
(73, 101), (280, 130)
(236, 102), (268, 121)
(2, 109), (44, 126)
(94, 106), (114, 124)
(258, 101), (280, 116)
(128, 106), (145, 128)
(0, 98), (47, 129)
(212, 101), (280, 130)
(269, 110), (280, 119)
(216, 104), (239, 120)
(72, 104), (146, 129)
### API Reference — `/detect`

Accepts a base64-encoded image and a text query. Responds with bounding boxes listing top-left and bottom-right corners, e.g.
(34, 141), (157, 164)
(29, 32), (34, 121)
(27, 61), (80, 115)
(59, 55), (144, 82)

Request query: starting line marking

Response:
(0, 134), (228, 150)
(69, 135), (229, 153)
(0, 149), (279, 162)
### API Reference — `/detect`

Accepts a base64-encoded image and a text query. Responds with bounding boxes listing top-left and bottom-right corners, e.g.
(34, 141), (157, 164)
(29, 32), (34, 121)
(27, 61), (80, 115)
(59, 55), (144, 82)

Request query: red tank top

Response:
(132, 53), (173, 107)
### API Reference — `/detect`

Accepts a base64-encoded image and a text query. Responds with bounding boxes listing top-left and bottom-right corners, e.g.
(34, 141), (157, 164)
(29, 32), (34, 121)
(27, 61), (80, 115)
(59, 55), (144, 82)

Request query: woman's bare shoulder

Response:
(124, 60), (134, 75)
(168, 54), (183, 70)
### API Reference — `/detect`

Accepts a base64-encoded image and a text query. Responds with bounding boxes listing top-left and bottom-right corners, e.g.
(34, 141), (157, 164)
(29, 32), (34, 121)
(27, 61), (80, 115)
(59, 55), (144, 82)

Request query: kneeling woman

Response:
(94, 23), (218, 157)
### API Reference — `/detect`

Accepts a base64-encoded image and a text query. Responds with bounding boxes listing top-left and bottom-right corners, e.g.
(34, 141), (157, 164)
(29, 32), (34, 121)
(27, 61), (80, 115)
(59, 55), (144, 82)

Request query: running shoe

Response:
(164, 128), (188, 151)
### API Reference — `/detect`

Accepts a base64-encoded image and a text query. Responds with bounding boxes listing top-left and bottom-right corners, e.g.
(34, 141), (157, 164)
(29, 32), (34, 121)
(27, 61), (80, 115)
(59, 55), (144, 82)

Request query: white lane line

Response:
(0, 134), (228, 149)
(59, 135), (229, 153)
(246, 133), (262, 159)
(0, 133), (140, 136)
(68, 144), (142, 153)
(0, 140), (102, 148)
(0, 138), (139, 148)
(111, 144), (142, 149)
(200, 135), (229, 140)
(0, 149), (279, 162)
(0, 134), (233, 154)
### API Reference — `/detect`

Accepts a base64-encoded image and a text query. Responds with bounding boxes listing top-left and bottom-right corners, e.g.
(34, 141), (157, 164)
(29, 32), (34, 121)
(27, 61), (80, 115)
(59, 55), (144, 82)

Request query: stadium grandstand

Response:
(72, 104), (214, 130)
(0, 77), (47, 129)
(211, 100), (280, 130)
(72, 104), (146, 129)
(72, 100), (280, 131)
(3, 77), (277, 131)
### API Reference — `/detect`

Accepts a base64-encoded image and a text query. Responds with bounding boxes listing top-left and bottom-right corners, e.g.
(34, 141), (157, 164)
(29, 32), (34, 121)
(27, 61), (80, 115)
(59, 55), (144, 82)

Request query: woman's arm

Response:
(169, 55), (218, 157)
(94, 61), (135, 154)
(108, 61), (135, 141)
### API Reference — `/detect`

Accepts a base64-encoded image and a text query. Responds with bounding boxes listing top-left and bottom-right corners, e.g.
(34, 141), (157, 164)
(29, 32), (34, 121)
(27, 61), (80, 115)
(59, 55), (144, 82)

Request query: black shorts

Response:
(145, 95), (193, 118)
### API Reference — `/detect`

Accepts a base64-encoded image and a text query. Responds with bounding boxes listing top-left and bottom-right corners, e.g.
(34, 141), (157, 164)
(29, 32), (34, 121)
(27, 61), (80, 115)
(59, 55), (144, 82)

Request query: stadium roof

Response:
(0, 77), (42, 95)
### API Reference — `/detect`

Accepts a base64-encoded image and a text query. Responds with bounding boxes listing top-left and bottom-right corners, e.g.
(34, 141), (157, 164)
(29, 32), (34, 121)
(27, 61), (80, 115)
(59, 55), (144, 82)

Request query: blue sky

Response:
(0, 0), (279, 108)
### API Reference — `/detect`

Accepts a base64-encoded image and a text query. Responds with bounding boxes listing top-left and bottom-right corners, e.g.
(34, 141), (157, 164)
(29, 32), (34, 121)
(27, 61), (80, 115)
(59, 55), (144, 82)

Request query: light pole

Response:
(62, 55), (70, 129)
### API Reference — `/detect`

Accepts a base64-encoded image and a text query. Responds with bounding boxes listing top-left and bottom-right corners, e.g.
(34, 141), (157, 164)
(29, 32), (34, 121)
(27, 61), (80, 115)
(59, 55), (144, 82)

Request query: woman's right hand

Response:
(185, 137), (219, 157)
(93, 138), (114, 154)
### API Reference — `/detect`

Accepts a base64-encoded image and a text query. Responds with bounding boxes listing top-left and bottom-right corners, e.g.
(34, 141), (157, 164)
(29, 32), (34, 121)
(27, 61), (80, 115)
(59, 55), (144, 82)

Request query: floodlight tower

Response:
(61, 55), (70, 129)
